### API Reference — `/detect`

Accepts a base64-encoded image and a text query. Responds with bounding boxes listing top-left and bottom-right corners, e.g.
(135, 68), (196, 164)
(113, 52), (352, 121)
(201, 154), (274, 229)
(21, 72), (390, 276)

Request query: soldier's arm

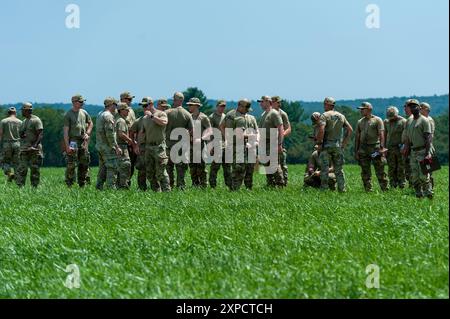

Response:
(105, 119), (119, 149)
(277, 124), (285, 147)
(202, 117), (213, 141)
(354, 123), (361, 157)
(378, 120), (386, 150)
(424, 133), (432, 157)
(342, 120), (353, 148)
(315, 124), (325, 150)
(33, 129), (44, 149)
(86, 117), (93, 137)
(63, 126), (71, 151)
(151, 113), (168, 126)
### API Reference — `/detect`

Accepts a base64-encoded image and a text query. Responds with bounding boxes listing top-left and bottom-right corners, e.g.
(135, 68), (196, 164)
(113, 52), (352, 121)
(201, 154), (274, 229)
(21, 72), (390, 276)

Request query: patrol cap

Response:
(386, 106), (399, 119)
(71, 94), (86, 103)
(22, 102), (33, 110)
(311, 112), (321, 122)
(120, 92), (135, 100)
(324, 97), (336, 105)
(216, 100), (227, 107)
(420, 102), (431, 111)
(186, 97), (202, 107)
(238, 99), (253, 112)
(357, 102), (373, 110)
(257, 96), (272, 103)
(104, 97), (118, 107)
(117, 102), (130, 111)
(173, 92), (185, 100)
(8, 107), (17, 113)
(272, 96), (282, 103)
(405, 99), (420, 107)
(139, 97), (154, 106)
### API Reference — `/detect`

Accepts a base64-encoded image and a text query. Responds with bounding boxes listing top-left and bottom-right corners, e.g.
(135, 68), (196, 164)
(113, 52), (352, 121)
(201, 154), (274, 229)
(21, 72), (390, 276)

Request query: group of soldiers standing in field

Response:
(304, 97), (436, 199)
(0, 92), (437, 198)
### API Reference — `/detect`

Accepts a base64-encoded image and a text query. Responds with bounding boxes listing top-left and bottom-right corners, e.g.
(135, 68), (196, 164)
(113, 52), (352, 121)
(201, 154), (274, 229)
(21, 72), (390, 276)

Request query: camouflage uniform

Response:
(303, 150), (336, 189)
(405, 113), (433, 198)
(63, 101), (92, 187)
(278, 108), (290, 187)
(165, 105), (193, 190)
(259, 108), (284, 187)
(119, 92), (137, 186)
(115, 104), (132, 189)
(96, 98), (119, 190)
(16, 104), (44, 188)
(356, 114), (388, 192)
(402, 115), (413, 187)
(0, 111), (22, 182)
(130, 116), (148, 191)
(209, 109), (232, 188)
(318, 110), (350, 192)
(225, 106), (258, 191)
(384, 113), (407, 188)
(142, 110), (171, 192)
(189, 105), (211, 188)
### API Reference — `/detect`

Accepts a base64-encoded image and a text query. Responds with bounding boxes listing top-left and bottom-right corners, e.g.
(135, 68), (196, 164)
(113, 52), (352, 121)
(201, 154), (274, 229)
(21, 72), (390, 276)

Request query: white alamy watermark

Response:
(365, 264), (380, 289)
(65, 4), (80, 29)
(64, 264), (81, 289)
(366, 4), (380, 29)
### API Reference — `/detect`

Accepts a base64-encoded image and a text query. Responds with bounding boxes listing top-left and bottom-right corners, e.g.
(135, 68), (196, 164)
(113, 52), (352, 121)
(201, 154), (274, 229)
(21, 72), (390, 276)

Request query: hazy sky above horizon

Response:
(0, 0), (448, 105)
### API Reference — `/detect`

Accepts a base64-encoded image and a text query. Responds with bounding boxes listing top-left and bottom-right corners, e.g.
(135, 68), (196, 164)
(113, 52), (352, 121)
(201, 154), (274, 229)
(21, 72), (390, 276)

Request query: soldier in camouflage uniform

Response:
(384, 106), (407, 188)
(403, 99), (433, 199)
(166, 92), (193, 190)
(141, 98), (171, 192)
(316, 97), (353, 192)
(63, 94), (93, 187)
(0, 107), (22, 182)
(222, 99), (259, 191)
(96, 97), (121, 190)
(188, 98), (212, 188)
(130, 97), (153, 191)
(420, 102), (436, 189)
(115, 103), (136, 189)
(119, 92), (137, 186)
(157, 98), (171, 112)
(16, 103), (44, 188)
(304, 146), (336, 189)
(258, 96), (285, 187)
(209, 100), (232, 188)
(272, 96), (291, 187)
(402, 101), (414, 187)
(355, 102), (388, 192)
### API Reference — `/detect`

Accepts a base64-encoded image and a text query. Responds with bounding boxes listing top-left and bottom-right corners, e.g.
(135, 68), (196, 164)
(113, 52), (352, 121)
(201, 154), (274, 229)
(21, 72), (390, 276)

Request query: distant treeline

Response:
(1, 89), (448, 166)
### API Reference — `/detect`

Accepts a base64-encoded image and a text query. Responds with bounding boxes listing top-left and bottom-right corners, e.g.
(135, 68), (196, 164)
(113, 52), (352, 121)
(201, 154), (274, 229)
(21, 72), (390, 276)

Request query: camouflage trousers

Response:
(64, 142), (90, 187)
(96, 146), (118, 190)
(304, 173), (336, 189)
(386, 146), (406, 188)
(135, 144), (148, 191)
(262, 142), (284, 187)
(16, 150), (43, 188)
(320, 146), (346, 192)
(209, 149), (232, 189)
(410, 149), (433, 197)
(117, 145), (131, 189)
(1, 141), (20, 181)
(231, 163), (255, 191)
(404, 154), (412, 187)
(358, 145), (388, 192)
(145, 144), (171, 192)
(279, 147), (288, 186)
(167, 146), (189, 190)
(128, 145), (137, 187)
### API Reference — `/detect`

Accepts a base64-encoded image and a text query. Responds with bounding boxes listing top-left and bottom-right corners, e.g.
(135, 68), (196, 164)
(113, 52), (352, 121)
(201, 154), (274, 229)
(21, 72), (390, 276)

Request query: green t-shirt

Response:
(192, 112), (211, 137)
(278, 109), (290, 131)
(115, 117), (129, 145)
(260, 109), (283, 141)
(319, 110), (349, 144)
(209, 112), (225, 129)
(166, 107), (193, 147)
(96, 110), (117, 149)
(357, 115), (384, 145)
(427, 116), (435, 135)
(19, 115), (43, 150)
(64, 109), (92, 140)
(384, 116), (406, 147)
(130, 117), (145, 146)
(1, 116), (22, 142)
(142, 111), (168, 145)
(406, 115), (432, 149)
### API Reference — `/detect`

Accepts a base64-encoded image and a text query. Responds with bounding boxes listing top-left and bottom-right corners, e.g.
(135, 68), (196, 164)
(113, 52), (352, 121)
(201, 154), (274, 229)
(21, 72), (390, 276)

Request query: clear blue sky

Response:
(0, 0), (448, 105)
